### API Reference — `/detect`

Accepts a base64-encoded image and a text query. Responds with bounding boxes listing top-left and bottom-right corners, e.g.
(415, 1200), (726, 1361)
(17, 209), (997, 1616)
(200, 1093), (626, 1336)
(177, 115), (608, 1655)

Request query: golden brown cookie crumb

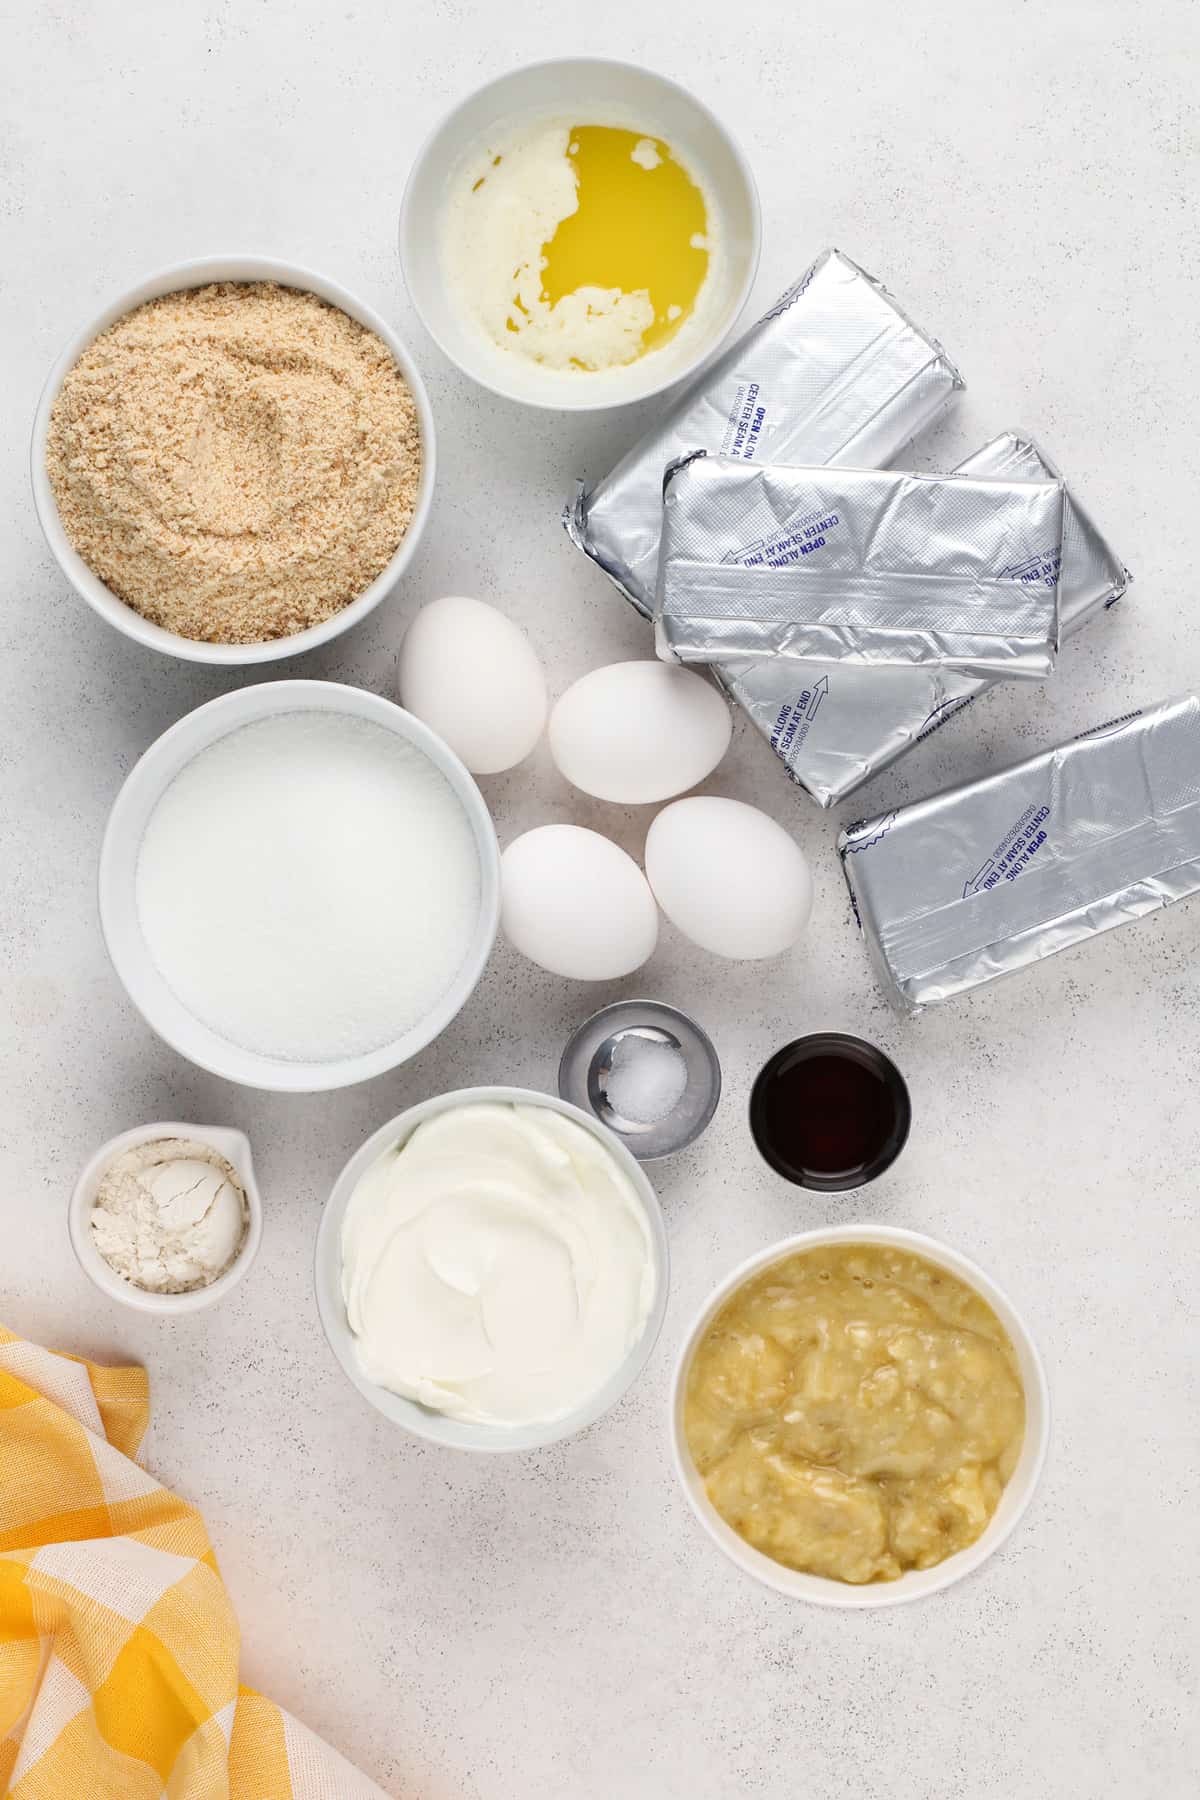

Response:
(46, 281), (422, 644)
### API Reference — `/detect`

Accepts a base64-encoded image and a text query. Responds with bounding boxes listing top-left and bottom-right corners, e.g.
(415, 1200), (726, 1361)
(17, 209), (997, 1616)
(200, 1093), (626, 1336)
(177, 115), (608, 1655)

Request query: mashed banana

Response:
(683, 1243), (1025, 1584)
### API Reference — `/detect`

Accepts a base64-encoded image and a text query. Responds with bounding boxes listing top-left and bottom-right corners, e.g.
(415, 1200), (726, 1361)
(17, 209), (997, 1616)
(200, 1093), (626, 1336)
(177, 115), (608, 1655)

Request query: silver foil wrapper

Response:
(655, 458), (1064, 680)
(563, 247), (963, 619)
(838, 695), (1200, 1012)
(725, 432), (1131, 806)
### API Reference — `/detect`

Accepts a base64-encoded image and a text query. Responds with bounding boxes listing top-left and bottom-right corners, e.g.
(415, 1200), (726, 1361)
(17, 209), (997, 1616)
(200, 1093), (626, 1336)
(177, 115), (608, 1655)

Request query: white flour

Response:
(135, 712), (481, 1062)
(91, 1136), (247, 1293)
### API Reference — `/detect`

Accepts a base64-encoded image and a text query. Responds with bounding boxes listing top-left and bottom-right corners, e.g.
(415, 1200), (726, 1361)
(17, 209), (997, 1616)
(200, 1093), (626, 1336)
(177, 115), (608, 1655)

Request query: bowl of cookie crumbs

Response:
(31, 257), (436, 664)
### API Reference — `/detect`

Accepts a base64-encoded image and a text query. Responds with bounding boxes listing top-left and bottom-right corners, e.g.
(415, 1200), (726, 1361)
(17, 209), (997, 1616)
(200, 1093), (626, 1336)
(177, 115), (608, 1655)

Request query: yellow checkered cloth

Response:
(0, 1326), (389, 1798)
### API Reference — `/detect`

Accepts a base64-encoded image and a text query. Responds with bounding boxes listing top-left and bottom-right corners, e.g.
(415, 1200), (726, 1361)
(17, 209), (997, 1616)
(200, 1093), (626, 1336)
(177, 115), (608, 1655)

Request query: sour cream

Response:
(340, 1103), (656, 1427)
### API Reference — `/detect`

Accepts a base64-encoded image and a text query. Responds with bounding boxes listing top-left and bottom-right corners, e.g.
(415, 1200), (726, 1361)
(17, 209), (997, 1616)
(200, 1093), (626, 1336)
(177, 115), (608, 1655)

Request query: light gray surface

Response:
(2, 4), (1197, 1797)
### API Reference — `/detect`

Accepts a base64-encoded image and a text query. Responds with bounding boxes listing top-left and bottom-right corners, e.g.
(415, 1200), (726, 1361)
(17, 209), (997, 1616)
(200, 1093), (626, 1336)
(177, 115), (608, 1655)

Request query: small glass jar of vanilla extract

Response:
(749, 1033), (910, 1192)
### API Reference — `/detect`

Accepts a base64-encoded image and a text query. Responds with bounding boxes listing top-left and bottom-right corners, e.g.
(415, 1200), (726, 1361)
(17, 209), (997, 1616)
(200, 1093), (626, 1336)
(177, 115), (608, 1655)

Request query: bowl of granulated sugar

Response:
(32, 257), (435, 664)
(99, 681), (500, 1091)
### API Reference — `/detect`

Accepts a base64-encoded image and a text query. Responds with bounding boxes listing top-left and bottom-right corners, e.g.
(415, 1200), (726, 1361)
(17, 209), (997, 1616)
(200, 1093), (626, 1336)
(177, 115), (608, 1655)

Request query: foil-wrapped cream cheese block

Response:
(838, 696), (1200, 1012)
(723, 432), (1131, 806)
(655, 458), (1065, 680)
(564, 247), (963, 619)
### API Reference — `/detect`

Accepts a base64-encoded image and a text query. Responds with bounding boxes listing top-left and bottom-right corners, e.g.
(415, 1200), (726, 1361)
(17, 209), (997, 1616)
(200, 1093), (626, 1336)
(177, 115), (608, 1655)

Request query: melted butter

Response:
(537, 126), (710, 357)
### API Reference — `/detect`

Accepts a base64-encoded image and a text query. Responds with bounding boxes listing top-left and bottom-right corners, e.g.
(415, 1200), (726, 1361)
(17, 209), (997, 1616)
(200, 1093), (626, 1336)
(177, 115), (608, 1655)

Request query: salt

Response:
(135, 712), (481, 1063)
(604, 1035), (690, 1126)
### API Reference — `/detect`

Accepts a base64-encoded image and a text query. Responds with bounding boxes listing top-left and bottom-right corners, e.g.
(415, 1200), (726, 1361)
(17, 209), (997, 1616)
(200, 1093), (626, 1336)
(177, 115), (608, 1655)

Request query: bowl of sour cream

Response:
(399, 58), (761, 410)
(315, 1088), (669, 1451)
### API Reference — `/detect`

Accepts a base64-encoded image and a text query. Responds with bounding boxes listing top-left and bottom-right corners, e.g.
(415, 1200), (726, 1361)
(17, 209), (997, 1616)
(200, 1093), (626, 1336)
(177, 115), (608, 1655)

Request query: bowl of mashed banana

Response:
(671, 1226), (1049, 1606)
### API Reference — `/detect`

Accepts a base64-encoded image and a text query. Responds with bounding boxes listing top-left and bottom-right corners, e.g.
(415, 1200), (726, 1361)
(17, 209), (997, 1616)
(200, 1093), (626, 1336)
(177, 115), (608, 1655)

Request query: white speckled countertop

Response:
(4, 4), (1198, 1795)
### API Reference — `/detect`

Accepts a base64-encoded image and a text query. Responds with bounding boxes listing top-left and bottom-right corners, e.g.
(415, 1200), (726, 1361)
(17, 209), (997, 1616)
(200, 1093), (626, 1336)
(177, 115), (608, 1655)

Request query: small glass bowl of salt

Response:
(558, 1000), (721, 1160)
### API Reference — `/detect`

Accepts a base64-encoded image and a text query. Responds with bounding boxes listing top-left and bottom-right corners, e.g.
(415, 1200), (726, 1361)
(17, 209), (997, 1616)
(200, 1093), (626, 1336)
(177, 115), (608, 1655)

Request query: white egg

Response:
(644, 797), (813, 960)
(501, 825), (659, 980)
(548, 661), (731, 804)
(398, 595), (547, 774)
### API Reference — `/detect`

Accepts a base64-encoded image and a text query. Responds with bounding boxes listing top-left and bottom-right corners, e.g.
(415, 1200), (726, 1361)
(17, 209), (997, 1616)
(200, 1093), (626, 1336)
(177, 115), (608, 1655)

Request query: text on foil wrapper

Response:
(1005, 545), (1062, 589)
(769, 678), (828, 760)
(965, 805), (1052, 895)
(735, 514), (840, 569)
(722, 383), (767, 459)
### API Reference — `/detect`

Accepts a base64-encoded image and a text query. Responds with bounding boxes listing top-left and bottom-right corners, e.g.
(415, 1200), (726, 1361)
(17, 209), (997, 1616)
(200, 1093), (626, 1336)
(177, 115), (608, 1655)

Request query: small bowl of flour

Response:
(69, 1124), (263, 1315)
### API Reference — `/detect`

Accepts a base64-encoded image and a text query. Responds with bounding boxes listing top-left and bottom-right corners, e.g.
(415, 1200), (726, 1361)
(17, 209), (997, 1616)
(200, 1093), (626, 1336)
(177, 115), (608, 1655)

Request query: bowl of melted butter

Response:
(400, 58), (760, 409)
(671, 1226), (1049, 1606)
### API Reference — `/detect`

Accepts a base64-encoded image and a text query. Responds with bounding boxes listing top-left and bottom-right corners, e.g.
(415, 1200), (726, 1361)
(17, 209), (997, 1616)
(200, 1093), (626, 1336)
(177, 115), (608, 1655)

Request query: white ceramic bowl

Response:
(671, 1225), (1050, 1607)
(99, 681), (500, 1092)
(30, 255), (436, 664)
(315, 1086), (670, 1451)
(399, 58), (761, 410)
(68, 1122), (263, 1315)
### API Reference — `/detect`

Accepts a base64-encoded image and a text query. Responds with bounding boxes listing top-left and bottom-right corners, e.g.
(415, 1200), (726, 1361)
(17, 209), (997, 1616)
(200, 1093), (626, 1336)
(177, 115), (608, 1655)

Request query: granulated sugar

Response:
(135, 712), (481, 1062)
